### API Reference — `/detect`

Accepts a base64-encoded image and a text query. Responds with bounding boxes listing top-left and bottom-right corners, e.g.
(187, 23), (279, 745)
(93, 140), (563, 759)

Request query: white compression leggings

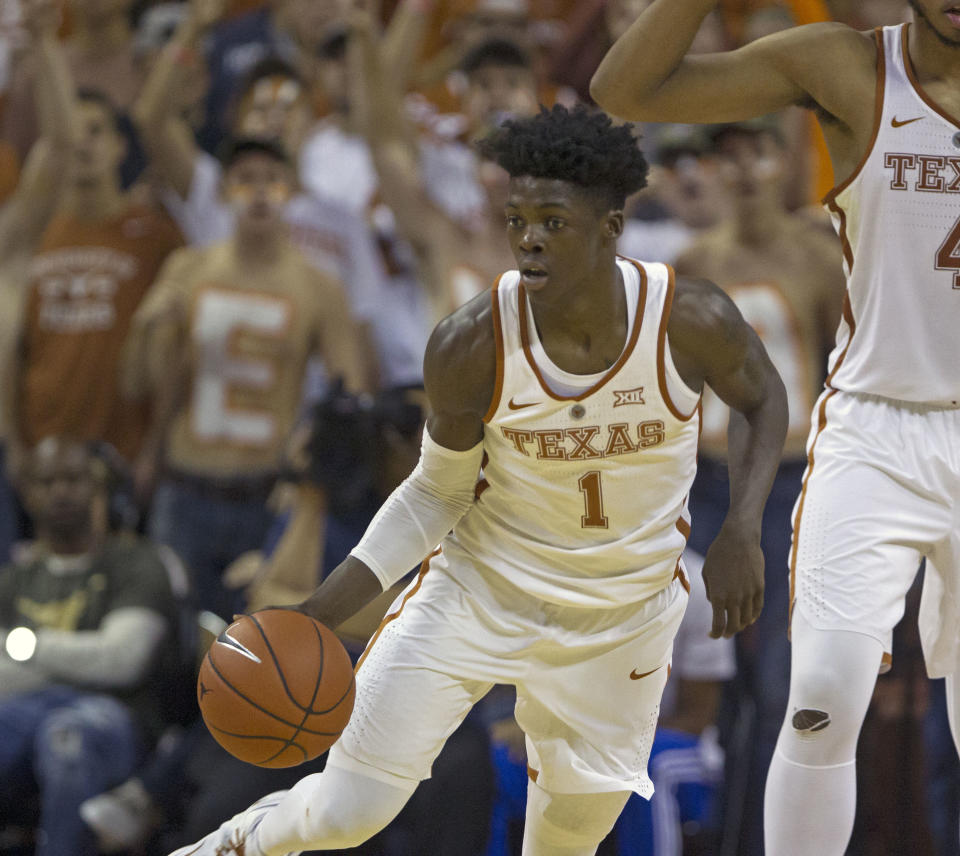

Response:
(764, 610), (883, 855)
(253, 763), (630, 856)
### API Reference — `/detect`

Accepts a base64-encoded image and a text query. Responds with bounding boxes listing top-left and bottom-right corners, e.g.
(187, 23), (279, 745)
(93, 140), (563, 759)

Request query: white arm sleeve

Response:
(33, 608), (169, 690)
(350, 428), (484, 589)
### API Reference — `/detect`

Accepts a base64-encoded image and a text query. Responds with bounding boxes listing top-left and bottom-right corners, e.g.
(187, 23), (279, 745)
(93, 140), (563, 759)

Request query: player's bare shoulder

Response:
(667, 277), (750, 392)
(763, 21), (878, 108)
(423, 289), (498, 421)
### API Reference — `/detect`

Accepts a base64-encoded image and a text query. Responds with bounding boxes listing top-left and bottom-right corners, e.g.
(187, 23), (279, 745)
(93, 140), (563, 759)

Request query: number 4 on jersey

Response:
(936, 214), (960, 289)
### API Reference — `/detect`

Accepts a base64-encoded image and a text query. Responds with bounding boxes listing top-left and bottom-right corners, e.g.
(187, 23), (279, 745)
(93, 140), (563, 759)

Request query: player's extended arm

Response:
(589, 0), (868, 126)
(295, 292), (496, 630)
(132, 0), (225, 198)
(669, 278), (788, 638)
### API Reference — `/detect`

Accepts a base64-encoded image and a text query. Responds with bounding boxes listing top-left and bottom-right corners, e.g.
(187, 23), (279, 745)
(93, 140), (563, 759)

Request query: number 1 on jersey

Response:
(578, 471), (609, 528)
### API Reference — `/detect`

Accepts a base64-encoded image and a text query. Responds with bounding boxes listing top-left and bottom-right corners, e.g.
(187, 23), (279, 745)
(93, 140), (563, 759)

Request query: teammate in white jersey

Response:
(170, 105), (788, 856)
(592, 3), (960, 854)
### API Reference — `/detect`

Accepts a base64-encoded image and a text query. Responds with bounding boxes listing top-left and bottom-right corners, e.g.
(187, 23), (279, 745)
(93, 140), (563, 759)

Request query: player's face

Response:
(908, 0), (960, 45)
(70, 101), (125, 186)
(24, 441), (96, 541)
(713, 131), (785, 206)
(463, 64), (538, 136)
(505, 176), (621, 294)
(237, 76), (313, 154)
(224, 153), (294, 230)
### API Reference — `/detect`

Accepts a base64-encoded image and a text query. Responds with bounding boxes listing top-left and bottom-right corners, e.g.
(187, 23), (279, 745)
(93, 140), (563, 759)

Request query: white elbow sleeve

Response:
(350, 429), (483, 589)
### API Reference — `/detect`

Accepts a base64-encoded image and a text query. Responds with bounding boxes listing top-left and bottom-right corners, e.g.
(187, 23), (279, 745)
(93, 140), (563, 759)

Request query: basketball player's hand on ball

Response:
(701, 521), (765, 638)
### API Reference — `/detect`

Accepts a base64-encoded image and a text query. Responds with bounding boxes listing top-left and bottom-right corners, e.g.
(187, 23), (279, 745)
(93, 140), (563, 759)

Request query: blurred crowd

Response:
(0, 0), (955, 854)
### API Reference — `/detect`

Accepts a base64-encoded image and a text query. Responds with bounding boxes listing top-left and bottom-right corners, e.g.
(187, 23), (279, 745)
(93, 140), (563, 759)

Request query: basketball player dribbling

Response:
(592, 2), (960, 853)
(170, 105), (788, 856)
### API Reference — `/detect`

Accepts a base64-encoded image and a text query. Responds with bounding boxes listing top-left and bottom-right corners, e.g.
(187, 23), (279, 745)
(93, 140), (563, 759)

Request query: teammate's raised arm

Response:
(668, 277), (788, 638)
(589, 0), (872, 129)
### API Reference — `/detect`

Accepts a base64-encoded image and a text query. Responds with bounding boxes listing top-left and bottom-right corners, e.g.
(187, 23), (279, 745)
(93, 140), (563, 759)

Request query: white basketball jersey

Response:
(445, 258), (701, 608)
(823, 24), (960, 405)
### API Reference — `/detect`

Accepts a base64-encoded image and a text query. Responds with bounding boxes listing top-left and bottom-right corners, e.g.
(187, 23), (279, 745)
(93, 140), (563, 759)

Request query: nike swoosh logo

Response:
(629, 665), (663, 681)
(891, 115), (924, 128)
(216, 628), (262, 663)
(508, 397), (538, 410)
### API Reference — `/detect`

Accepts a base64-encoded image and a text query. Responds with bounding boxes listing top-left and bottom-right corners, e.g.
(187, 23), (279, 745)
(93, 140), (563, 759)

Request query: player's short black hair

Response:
(476, 104), (648, 210)
(76, 87), (125, 134)
(218, 135), (293, 169)
(460, 37), (532, 76)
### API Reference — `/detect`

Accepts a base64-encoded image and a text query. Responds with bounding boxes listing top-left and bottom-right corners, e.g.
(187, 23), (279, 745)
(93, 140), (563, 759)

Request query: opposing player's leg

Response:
(521, 779), (630, 856)
(764, 610), (882, 855)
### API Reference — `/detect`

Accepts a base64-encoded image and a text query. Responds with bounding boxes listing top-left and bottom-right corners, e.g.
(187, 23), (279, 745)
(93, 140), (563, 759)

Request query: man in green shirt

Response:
(0, 436), (180, 856)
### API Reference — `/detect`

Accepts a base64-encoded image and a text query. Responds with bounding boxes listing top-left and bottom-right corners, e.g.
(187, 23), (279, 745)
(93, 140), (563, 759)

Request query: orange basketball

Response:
(197, 609), (355, 768)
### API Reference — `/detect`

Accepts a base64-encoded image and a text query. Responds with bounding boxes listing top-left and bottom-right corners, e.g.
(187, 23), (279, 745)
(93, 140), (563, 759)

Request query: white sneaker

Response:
(167, 792), (298, 856)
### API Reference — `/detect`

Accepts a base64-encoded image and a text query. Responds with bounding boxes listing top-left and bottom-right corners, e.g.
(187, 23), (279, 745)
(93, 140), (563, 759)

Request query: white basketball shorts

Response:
(790, 389), (960, 677)
(327, 544), (689, 797)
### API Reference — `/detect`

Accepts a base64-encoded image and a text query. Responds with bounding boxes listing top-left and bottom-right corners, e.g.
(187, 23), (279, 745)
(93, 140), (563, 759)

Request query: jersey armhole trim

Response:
(482, 274), (506, 423)
(657, 266), (701, 422)
(821, 26), (886, 206)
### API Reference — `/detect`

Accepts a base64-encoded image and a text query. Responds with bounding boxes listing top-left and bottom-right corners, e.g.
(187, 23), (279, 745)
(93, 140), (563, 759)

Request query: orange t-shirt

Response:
(19, 203), (183, 460)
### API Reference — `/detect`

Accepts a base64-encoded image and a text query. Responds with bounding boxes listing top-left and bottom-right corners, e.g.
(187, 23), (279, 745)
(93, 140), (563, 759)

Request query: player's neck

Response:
(527, 257), (624, 335)
(909, 16), (960, 78)
(62, 181), (126, 221)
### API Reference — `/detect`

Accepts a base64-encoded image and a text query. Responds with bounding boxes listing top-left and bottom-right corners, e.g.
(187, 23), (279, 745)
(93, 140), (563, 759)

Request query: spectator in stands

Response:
(0, 436), (180, 856)
(197, 0), (343, 152)
(2, 5), (182, 477)
(300, 18), (437, 386)
(3, 0), (152, 186)
(618, 125), (725, 265)
(135, 0), (389, 390)
(128, 135), (364, 620)
(351, 12), (530, 319)
(674, 118), (845, 855)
